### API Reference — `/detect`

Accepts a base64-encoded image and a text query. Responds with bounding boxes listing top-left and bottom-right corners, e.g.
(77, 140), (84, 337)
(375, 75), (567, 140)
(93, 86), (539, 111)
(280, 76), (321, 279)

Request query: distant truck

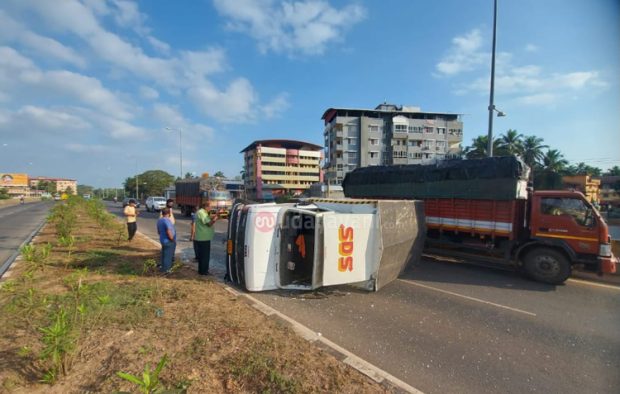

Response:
(226, 199), (425, 292)
(343, 156), (617, 284)
(175, 175), (233, 217)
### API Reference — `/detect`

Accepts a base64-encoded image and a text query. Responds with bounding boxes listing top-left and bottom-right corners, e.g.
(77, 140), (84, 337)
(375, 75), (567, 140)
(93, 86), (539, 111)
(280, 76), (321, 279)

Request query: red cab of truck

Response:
(528, 190), (616, 275)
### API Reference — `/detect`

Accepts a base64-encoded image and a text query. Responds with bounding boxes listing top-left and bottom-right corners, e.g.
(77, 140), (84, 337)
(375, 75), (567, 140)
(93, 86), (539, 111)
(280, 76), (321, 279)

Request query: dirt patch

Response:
(0, 200), (391, 393)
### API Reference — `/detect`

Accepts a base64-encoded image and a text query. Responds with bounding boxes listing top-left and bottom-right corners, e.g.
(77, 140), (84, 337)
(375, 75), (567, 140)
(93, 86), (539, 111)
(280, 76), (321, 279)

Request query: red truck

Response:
(175, 176), (233, 218)
(342, 156), (617, 284)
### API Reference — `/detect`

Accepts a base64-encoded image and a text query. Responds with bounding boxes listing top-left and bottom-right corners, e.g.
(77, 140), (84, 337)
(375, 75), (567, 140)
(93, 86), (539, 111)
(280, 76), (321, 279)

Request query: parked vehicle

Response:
(145, 196), (167, 212)
(226, 199), (425, 292)
(121, 197), (141, 208)
(342, 156), (617, 284)
(176, 175), (233, 218)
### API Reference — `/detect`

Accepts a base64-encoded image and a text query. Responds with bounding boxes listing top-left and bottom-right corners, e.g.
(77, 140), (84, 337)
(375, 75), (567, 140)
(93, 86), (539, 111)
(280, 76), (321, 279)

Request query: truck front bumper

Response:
(599, 254), (617, 274)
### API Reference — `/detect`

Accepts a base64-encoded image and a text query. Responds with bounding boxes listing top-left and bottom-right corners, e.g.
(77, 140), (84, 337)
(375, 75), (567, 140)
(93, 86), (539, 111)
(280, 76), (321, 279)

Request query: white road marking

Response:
(399, 279), (537, 317)
(567, 278), (620, 291)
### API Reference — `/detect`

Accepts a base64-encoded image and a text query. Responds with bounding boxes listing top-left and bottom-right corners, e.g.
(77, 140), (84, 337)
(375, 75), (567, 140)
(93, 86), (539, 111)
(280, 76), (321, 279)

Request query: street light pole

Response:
(166, 127), (183, 179)
(487, 0), (498, 157)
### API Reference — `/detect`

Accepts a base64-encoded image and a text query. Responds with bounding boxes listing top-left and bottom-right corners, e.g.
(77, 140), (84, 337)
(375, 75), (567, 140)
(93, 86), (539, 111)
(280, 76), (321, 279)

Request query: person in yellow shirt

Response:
(123, 199), (139, 241)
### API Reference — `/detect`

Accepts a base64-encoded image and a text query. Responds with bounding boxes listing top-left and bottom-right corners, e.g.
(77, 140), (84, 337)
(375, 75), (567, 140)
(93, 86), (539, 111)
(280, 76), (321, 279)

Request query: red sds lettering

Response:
(337, 225), (354, 272)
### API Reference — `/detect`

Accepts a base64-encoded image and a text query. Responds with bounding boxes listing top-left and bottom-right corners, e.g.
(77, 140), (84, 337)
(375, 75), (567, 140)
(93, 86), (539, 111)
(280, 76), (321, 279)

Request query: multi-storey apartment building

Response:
(322, 102), (463, 185)
(29, 176), (78, 195)
(241, 139), (323, 200)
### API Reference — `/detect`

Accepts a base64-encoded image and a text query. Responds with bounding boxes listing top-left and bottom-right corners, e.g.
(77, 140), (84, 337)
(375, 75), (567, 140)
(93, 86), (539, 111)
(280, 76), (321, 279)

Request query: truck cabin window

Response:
(540, 197), (593, 227)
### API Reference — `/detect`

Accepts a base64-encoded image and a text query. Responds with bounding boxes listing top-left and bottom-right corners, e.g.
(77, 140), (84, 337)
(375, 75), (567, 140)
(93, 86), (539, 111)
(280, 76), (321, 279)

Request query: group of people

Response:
(123, 199), (218, 276)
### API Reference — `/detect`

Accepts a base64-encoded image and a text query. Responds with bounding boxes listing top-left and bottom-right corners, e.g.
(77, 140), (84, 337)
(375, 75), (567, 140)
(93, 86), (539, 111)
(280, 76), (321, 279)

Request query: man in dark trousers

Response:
(194, 201), (218, 275)
(123, 199), (138, 241)
(157, 208), (176, 274)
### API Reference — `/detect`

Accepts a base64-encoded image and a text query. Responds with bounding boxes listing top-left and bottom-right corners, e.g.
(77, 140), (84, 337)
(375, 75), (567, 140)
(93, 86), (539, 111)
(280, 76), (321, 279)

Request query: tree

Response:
(498, 129), (523, 156)
(542, 149), (568, 172)
(124, 170), (175, 199)
(77, 184), (94, 196)
(37, 180), (57, 194)
(605, 166), (620, 176)
(0, 187), (9, 200)
(520, 135), (547, 169)
(463, 135), (504, 159)
(214, 171), (225, 178)
(64, 186), (74, 195)
(184, 172), (194, 179)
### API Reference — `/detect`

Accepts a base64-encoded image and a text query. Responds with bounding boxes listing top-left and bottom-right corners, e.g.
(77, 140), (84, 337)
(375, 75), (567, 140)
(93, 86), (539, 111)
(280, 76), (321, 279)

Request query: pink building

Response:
(241, 140), (323, 200)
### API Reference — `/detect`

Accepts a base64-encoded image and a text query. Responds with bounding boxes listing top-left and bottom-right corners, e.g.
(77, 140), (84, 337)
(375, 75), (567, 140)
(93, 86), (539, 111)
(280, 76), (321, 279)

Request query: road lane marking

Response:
(566, 278), (620, 291)
(399, 279), (537, 317)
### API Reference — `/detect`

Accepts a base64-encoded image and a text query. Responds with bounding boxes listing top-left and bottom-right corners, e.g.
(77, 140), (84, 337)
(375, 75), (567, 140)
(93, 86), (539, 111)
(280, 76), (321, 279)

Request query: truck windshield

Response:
(541, 197), (592, 226)
(209, 191), (231, 200)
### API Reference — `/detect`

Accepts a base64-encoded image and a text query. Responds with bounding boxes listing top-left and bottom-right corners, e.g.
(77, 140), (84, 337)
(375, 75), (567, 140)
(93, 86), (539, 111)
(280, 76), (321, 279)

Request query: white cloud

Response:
(213, 0), (366, 55)
(260, 92), (290, 119)
(152, 104), (215, 141)
(514, 93), (557, 106)
(139, 86), (159, 100)
(188, 78), (258, 122)
(0, 11), (86, 68)
(435, 29), (487, 76)
(524, 43), (539, 52)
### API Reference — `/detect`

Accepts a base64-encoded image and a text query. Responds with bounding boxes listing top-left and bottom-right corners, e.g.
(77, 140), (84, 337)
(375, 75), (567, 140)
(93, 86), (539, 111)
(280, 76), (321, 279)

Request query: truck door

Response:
(534, 195), (599, 255)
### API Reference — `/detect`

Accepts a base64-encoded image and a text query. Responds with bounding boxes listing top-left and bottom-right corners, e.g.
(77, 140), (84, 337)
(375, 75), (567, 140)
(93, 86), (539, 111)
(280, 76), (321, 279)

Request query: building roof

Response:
(321, 103), (462, 122)
(240, 139), (323, 153)
(30, 176), (76, 182)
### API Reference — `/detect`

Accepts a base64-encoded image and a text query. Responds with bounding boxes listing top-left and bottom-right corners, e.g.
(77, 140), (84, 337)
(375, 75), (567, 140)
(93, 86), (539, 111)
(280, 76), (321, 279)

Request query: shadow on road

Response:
(401, 256), (557, 293)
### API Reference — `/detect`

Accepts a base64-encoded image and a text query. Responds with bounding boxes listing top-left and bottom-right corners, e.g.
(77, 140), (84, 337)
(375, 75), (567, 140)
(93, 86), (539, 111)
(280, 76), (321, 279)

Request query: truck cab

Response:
(524, 190), (616, 280)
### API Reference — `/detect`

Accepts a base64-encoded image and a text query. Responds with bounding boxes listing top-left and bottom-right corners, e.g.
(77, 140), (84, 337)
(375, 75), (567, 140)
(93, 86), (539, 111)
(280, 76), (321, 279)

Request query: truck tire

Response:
(523, 248), (571, 285)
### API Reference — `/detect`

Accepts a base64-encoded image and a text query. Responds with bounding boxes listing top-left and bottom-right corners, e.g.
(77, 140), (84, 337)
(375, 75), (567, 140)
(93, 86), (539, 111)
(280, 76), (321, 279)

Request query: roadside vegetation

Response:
(0, 196), (388, 393)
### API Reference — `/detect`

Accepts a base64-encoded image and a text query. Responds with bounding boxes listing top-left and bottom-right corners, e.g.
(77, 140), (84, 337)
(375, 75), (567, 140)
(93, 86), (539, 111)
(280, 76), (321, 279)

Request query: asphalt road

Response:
(0, 201), (54, 276)
(105, 201), (620, 394)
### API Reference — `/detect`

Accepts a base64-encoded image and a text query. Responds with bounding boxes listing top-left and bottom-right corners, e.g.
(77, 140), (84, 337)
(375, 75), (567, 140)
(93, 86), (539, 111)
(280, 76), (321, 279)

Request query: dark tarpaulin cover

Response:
(342, 156), (530, 201)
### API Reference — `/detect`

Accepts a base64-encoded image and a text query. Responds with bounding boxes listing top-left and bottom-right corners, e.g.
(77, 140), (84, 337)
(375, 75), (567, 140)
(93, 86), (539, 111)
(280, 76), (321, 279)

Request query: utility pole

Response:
(487, 0), (498, 157)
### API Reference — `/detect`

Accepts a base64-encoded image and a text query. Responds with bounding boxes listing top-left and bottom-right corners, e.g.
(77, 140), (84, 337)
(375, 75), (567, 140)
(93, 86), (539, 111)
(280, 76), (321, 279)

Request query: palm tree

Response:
(498, 129), (523, 156)
(542, 149), (568, 172)
(463, 135), (503, 159)
(605, 166), (620, 176)
(520, 135), (547, 169)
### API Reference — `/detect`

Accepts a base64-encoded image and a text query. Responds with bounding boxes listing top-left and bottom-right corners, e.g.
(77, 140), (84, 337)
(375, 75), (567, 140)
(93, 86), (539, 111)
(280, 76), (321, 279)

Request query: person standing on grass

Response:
(194, 201), (218, 275)
(157, 208), (176, 274)
(124, 199), (138, 241)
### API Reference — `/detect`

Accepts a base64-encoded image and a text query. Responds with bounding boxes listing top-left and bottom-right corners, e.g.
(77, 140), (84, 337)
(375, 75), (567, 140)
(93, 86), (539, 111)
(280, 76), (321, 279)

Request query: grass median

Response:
(0, 197), (390, 393)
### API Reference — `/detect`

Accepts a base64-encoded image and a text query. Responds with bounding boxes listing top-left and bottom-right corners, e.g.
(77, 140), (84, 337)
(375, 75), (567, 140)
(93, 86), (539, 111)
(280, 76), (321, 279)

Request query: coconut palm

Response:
(542, 149), (568, 172)
(463, 135), (503, 159)
(520, 135), (547, 169)
(498, 129), (523, 156)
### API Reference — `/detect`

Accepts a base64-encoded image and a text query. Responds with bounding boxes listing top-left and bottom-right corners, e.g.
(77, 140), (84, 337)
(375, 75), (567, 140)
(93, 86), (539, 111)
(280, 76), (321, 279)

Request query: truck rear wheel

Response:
(523, 248), (571, 285)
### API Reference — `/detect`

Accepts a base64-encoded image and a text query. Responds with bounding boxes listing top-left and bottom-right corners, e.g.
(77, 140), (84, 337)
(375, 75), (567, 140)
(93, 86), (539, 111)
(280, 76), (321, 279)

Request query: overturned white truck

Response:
(226, 199), (425, 292)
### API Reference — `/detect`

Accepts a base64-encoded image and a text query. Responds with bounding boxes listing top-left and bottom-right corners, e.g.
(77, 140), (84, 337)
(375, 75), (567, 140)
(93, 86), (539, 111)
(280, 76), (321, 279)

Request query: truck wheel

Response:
(523, 248), (571, 285)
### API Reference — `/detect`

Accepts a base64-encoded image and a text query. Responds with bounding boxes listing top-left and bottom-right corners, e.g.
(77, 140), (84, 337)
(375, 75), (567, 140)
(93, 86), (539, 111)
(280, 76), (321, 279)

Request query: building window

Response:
(437, 127), (446, 134)
(369, 138), (379, 145)
(394, 124), (407, 133)
(369, 152), (378, 158)
(368, 124), (380, 132)
(424, 127), (434, 133)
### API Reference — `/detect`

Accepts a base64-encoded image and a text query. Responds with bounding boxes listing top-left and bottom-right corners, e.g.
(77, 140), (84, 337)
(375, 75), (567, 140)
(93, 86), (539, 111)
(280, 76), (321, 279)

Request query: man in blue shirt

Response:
(157, 208), (176, 274)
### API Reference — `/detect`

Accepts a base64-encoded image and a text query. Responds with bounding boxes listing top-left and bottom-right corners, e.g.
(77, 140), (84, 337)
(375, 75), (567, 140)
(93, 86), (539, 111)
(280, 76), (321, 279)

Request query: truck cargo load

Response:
(175, 176), (233, 217)
(226, 198), (425, 292)
(342, 156), (530, 201)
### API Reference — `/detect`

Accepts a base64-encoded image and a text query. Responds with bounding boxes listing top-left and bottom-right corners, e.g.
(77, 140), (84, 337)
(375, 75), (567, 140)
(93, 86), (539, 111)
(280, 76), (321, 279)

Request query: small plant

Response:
(117, 353), (169, 394)
(0, 279), (17, 293)
(18, 345), (32, 357)
(20, 244), (37, 262)
(39, 308), (73, 383)
(39, 242), (53, 262)
(58, 235), (75, 268)
(143, 258), (158, 275)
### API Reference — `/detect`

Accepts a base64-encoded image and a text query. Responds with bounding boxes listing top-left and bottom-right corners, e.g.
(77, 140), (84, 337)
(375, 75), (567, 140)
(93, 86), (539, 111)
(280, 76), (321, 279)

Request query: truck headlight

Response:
(599, 244), (612, 257)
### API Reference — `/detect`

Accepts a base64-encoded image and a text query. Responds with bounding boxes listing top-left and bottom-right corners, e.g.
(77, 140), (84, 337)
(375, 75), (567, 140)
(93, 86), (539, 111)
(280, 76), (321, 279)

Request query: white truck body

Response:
(226, 199), (425, 292)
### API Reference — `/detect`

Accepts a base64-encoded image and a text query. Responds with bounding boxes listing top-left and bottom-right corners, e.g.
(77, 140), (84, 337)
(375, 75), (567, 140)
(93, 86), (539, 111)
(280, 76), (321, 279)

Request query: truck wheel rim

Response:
(535, 256), (560, 277)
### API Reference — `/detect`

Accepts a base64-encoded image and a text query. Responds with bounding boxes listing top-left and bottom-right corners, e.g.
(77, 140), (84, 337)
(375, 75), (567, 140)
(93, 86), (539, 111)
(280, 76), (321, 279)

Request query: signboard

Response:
(0, 173), (29, 187)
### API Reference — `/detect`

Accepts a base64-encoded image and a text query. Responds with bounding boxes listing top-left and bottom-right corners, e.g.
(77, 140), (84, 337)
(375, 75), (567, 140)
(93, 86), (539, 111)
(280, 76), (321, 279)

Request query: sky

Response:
(0, 0), (618, 188)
